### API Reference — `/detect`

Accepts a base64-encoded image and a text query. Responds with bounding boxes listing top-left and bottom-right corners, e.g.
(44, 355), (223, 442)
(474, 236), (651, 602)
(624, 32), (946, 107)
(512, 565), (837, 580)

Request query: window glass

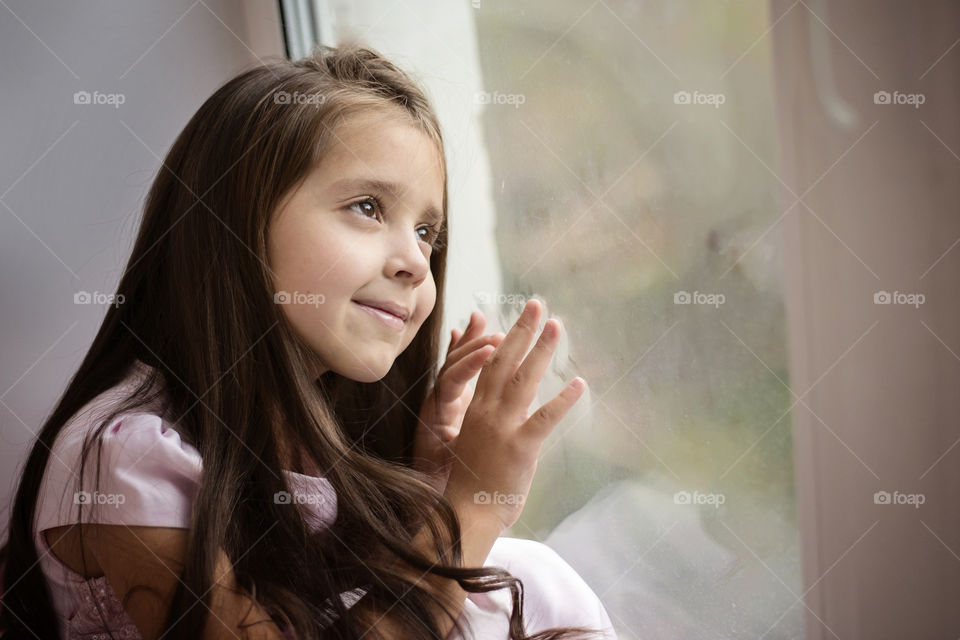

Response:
(472, 3), (800, 638)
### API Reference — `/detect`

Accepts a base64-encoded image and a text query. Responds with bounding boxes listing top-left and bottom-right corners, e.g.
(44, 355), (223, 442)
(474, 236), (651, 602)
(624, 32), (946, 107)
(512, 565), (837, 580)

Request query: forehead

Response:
(315, 108), (445, 190)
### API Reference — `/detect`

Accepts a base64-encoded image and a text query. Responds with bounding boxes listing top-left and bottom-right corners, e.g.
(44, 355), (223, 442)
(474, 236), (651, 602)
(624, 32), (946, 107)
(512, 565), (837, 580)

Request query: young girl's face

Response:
(267, 108), (443, 382)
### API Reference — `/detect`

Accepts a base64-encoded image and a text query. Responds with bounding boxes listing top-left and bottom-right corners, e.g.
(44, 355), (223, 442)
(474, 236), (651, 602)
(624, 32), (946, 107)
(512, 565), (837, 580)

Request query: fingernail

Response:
(569, 377), (584, 391)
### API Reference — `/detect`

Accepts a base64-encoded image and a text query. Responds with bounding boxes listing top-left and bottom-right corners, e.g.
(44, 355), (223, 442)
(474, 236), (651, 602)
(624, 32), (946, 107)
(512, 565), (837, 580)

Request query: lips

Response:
(352, 299), (410, 323)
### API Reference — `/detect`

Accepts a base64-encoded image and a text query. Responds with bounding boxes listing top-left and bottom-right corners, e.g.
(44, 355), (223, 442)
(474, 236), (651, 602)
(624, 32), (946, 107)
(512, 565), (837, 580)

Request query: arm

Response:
(423, 493), (505, 640)
(366, 300), (584, 638)
(87, 518), (500, 640)
(85, 524), (286, 640)
(348, 492), (505, 639)
(81, 453), (519, 638)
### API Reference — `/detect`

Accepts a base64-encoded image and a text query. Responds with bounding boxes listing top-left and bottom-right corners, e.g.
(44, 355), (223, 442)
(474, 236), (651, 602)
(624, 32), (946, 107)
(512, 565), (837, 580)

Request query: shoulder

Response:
(78, 410), (202, 489)
(484, 537), (614, 633)
(37, 386), (203, 531)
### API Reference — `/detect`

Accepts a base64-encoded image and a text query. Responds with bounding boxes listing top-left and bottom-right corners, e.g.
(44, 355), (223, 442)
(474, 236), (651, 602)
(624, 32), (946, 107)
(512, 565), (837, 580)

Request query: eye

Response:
(348, 197), (383, 222)
(349, 196), (444, 248)
(416, 223), (443, 247)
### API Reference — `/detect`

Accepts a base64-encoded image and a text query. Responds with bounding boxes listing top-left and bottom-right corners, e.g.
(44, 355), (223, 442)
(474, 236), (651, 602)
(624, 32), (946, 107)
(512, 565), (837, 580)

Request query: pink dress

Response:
(31, 361), (618, 639)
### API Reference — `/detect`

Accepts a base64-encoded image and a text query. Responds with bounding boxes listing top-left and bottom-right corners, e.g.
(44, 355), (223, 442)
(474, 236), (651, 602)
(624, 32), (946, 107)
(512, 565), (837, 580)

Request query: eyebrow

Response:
(330, 177), (443, 224)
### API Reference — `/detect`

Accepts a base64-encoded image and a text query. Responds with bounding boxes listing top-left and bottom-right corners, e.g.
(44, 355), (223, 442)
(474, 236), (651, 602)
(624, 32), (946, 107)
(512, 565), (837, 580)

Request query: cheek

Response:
(271, 219), (350, 296)
(267, 218), (365, 343)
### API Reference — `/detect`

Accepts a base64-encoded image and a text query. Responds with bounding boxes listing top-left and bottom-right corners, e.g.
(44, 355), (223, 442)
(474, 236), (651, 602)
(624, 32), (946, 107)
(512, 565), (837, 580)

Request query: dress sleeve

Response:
(35, 412), (204, 532)
(451, 536), (619, 639)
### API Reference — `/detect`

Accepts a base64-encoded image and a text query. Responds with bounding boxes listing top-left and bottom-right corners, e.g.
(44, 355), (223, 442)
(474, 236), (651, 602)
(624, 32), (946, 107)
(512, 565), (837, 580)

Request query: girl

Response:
(0, 43), (617, 639)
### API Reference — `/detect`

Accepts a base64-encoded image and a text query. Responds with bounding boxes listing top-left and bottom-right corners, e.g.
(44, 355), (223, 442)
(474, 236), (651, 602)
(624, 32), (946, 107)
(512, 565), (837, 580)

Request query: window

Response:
(299, 2), (799, 637)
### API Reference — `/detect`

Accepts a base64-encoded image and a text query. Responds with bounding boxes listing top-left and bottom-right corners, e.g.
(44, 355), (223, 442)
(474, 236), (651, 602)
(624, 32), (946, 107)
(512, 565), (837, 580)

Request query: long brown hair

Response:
(0, 43), (609, 639)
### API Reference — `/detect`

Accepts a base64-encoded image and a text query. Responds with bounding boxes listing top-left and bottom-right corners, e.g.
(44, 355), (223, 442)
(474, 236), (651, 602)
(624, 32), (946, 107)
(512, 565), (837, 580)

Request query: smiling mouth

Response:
(353, 301), (406, 330)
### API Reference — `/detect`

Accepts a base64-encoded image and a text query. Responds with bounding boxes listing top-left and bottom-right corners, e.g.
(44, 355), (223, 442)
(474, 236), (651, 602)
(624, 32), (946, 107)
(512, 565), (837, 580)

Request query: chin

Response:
(346, 370), (389, 383)
(337, 356), (394, 383)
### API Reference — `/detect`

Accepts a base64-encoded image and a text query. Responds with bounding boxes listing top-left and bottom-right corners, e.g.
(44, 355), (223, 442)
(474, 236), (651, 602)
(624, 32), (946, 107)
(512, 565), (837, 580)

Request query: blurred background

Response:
(3, 1), (960, 638)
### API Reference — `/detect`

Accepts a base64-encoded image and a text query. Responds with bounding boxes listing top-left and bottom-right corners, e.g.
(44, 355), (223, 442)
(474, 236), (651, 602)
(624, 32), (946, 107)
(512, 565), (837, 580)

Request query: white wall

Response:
(0, 0), (284, 515)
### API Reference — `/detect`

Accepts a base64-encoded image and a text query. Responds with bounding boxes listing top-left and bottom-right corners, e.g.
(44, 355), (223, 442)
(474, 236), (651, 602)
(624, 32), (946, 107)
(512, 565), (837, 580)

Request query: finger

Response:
(444, 333), (504, 371)
(437, 345), (495, 403)
(461, 380), (475, 405)
(476, 298), (542, 397)
(448, 312), (482, 355)
(419, 420), (459, 446)
(437, 423), (460, 443)
(457, 311), (486, 347)
(522, 377), (586, 440)
(446, 343), (495, 385)
(502, 317), (562, 408)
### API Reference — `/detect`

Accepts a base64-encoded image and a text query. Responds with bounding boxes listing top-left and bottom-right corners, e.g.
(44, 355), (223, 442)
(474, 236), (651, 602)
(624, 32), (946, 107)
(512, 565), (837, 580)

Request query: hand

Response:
(412, 311), (504, 494)
(440, 299), (587, 531)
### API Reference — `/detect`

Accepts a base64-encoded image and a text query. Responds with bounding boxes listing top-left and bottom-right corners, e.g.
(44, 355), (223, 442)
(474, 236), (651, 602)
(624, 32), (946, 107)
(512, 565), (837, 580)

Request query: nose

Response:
(384, 225), (431, 285)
